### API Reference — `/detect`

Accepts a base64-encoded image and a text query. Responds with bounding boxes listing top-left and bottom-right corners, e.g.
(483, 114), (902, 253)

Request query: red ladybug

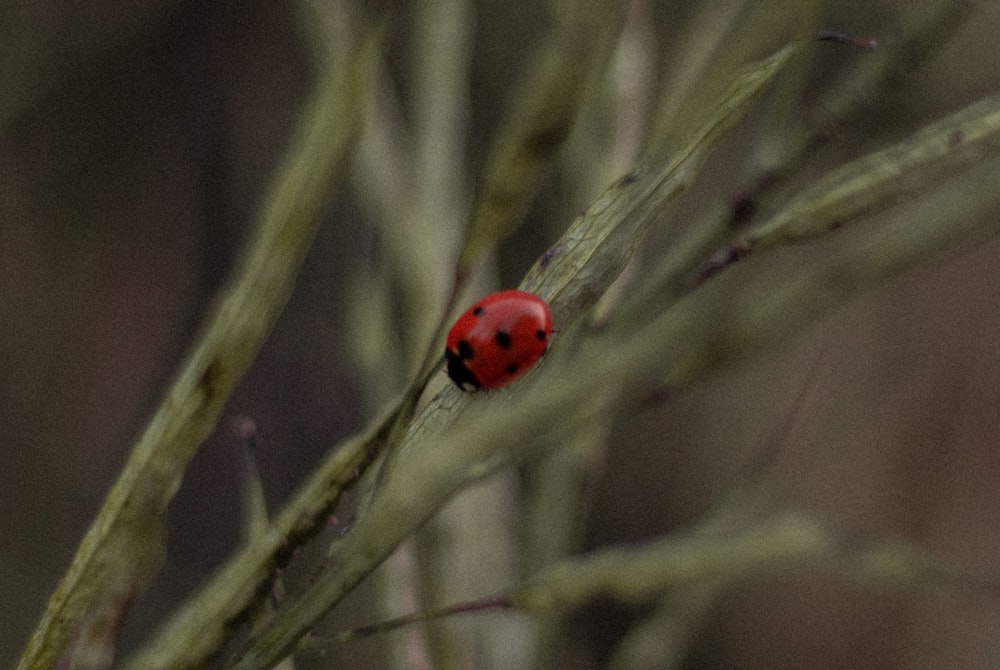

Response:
(445, 290), (553, 391)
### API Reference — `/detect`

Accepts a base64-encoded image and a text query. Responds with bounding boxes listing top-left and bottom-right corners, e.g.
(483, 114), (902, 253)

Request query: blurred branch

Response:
(809, 1), (972, 138)
(607, 583), (723, 670)
(740, 93), (1000, 250)
(621, 90), (1000, 331)
(371, 1), (477, 668)
(513, 511), (998, 612)
(647, 0), (819, 156)
(317, 508), (997, 667)
(516, 9), (658, 663)
(608, 155), (1000, 393)
(457, 0), (626, 278)
(399, 0), (474, 360)
(514, 512), (830, 610)
(348, 0), (473, 413)
(517, 30), (812, 666)
(738, 1), (974, 224)
(520, 44), (799, 314)
(103, 26), (382, 670)
(518, 419), (611, 668)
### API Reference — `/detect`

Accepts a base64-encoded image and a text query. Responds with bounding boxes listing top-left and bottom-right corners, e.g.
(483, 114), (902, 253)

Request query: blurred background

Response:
(2, 0), (1000, 668)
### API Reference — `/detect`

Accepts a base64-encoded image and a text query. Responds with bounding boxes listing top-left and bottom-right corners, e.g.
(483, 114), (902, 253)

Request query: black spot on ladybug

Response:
(456, 339), (476, 360)
(446, 346), (482, 390)
(505, 363), (519, 376)
(535, 329), (547, 341)
(495, 330), (512, 349)
(473, 306), (485, 316)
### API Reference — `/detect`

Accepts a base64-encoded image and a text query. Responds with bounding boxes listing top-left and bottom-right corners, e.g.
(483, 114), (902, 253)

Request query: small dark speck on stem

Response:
(199, 359), (224, 400)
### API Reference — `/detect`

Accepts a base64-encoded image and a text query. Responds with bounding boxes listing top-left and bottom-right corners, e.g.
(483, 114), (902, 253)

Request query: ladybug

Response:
(445, 290), (553, 391)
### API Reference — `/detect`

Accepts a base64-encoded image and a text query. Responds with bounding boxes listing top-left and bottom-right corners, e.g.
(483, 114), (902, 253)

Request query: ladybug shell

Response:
(445, 290), (553, 391)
